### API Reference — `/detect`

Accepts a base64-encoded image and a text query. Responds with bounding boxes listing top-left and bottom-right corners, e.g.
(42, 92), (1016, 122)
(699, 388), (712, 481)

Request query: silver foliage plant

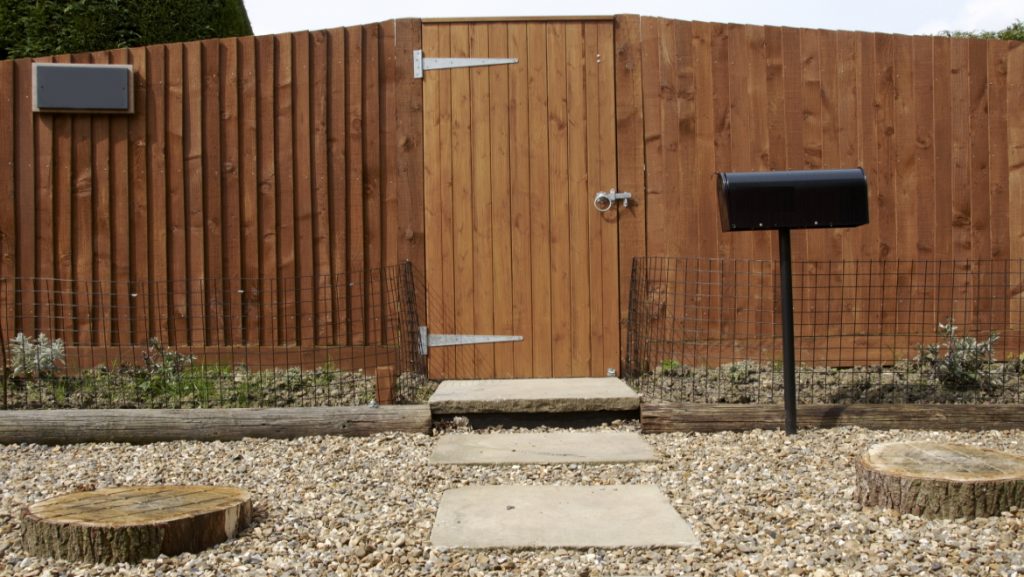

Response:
(7, 332), (65, 379)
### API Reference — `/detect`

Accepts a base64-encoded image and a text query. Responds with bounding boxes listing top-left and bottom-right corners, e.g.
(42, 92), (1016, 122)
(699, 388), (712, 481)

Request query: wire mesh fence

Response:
(626, 257), (1024, 405)
(0, 262), (428, 409)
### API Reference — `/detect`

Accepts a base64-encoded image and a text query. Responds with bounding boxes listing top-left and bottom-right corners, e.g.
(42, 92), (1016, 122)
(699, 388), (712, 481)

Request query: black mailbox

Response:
(716, 167), (870, 436)
(717, 168), (868, 231)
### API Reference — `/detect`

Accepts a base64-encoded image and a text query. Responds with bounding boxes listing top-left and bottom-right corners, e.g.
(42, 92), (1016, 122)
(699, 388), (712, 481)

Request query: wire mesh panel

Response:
(0, 263), (427, 409)
(626, 257), (1024, 405)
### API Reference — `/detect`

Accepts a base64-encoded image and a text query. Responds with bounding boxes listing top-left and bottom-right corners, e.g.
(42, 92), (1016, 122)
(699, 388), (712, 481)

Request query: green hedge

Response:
(0, 0), (253, 60)
(944, 19), (1024, 41)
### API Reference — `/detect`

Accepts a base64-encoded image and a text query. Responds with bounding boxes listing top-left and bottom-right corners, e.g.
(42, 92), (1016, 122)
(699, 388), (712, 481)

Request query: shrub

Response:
(7, 332), (65, 379)
(915, 320), (998, 391)
(0, 0), (253, 60)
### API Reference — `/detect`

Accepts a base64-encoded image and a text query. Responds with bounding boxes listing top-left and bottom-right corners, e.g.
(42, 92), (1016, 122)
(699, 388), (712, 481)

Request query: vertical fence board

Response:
(183, 42), (205, 345)
(449, 24), (475, 378)
(436, 26), (457, 376)
(91, 52), (113, 346)
(596, 22), (620, 373)
(220, 39), (242, 344)
(469, 24), (496, 377)
(490, 22), (515, 378)
(508, 22), (534, 377)
(326, 28), (347, 345)
(201, 40), (224, 344)
(640, 17), (663, 259)
(381, 22), (399, 295)
(238, 37), (259, 343)
(0, 60), (14, 334)
(16, 61), (37, 339)
(70, 53), (94, 345)
(165, 43), (188, 345)
(819, 30), (844, 266)
(526, 22), (552, 377)
(274, 34), (296, 345)
(144, 47), (167, 342)
(421, 24), (444, 378)
(346, 27), (366, 346)
(894, 34), (918, 262)
(362, 25), (382, 347)
(566, 22), (590, 376)
(836, 31), (860, 259)
(693, 23), (717, 260)
(988, 41), (1011, 335)
(932, 37), (953, 260)
(255, 35), (277, 345)
(292, 32), (314, 346)
(310, 30), (330, 344)
(969, 39), (992, 330)
(34, 79), (55, 338)
(108, 50), (131, 345)
(395, 18), (426, 281)
(1009, 44), (1024, 330)
(583, 22), (606, 376)
(546, 23), (570, 377)
(988, 41), (1010, 261)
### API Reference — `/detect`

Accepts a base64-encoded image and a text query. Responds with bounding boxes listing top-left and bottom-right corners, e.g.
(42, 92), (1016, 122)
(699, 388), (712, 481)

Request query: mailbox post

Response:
(717, 168), (869, 434)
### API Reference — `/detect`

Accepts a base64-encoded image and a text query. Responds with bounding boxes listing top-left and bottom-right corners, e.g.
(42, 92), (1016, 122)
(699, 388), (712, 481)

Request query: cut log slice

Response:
(856, 442), (1024, 519)
(22, 485), (252, 564)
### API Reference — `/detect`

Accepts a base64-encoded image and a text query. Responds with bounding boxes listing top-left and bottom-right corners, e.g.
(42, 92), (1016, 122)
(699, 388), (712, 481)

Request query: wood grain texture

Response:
(23, 486), (252, 564)
(490, 22), (515, 378)
(2, 17), (1023, 378)
(614, 15), (645, 368)
(856, 442), (1024, 519)
(0, 406), (432, 444)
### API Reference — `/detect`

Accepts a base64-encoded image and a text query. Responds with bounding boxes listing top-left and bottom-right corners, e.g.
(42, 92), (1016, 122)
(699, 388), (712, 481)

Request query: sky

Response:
(245, 0), (1021, 37)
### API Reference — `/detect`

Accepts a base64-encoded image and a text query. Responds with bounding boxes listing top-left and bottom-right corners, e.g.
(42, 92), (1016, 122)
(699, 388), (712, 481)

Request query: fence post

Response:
(375, 365), (396, 405)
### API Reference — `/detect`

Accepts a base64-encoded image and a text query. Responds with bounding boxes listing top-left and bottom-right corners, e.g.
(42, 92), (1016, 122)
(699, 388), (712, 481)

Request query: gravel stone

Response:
(2, 424), (1024, 575)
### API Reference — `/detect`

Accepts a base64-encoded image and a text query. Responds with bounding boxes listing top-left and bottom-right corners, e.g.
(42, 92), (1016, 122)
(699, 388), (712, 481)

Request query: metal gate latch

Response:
(418, 326), (523, 356)
(594, 188), (632, 212)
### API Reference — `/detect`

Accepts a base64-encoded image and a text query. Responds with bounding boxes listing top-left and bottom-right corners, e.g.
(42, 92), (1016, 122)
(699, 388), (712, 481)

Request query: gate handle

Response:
(594, 188), (632, 212)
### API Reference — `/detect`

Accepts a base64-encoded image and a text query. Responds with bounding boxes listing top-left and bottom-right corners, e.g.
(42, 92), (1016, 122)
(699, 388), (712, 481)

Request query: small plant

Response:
(7, 332), (65, 379)
(143, 338), (195, 375)
(723, 360), (759, 384)
(656, 358), (688, 377)
(915, 320), (999, 391)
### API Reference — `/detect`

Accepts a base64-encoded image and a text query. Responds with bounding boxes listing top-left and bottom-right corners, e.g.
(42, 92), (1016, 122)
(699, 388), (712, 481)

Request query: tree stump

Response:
(22, 485), (252, 564)
(856, 442), (1024, 519)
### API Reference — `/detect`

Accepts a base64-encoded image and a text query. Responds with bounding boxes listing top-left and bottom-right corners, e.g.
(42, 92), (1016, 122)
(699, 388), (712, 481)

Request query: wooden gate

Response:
(421, 19), (621, 379)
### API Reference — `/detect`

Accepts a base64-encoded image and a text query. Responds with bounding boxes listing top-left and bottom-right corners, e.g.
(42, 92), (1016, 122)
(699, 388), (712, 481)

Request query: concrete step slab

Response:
(430, 431), (658, 465)
(431, 485), (698, 549)
(429, 378), (640, 415)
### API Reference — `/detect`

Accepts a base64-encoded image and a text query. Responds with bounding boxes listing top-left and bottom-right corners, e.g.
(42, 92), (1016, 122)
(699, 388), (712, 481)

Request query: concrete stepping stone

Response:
(430, 431), (658, 465)
(429, 377), (640, 414)
(431, 485), (698, 549)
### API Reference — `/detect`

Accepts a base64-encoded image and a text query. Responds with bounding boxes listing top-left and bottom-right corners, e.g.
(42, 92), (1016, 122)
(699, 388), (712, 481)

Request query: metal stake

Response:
(778, 228), (797, 435)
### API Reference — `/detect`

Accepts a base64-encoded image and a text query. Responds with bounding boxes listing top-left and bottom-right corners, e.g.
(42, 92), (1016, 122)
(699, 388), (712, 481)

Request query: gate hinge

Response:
(413, 50), (518, 79)
(418, 326), (523, 355)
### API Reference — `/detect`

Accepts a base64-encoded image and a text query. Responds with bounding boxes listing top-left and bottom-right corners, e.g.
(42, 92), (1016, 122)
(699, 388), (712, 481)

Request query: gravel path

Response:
(2, 424), (1023, 576)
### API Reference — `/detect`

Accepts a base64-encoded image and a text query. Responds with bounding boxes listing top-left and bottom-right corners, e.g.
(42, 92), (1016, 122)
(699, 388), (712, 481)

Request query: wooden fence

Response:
(0, 20), (424, 349)
(621, 17), (1024, 264)
(0, 15), (1021, 373)
(614, 17), (1024, 358)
